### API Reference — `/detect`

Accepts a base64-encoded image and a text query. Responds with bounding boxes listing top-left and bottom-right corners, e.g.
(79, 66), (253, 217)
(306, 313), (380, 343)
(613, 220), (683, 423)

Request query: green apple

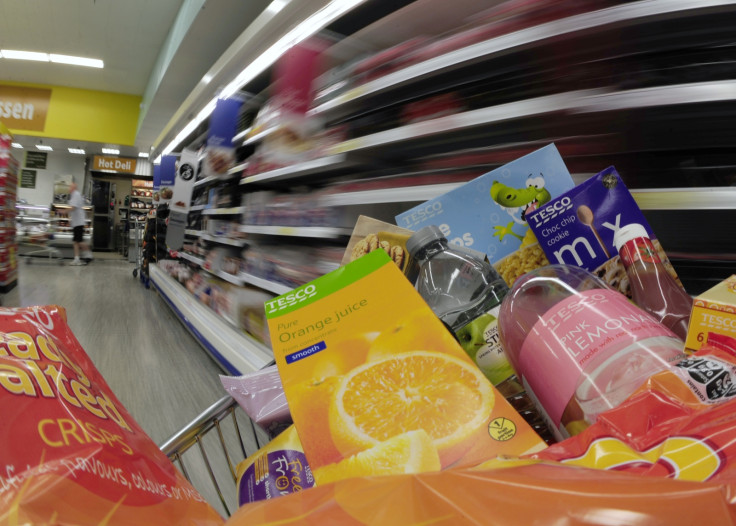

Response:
(455, 312), (515, 386)
(456, 313), (495, 359)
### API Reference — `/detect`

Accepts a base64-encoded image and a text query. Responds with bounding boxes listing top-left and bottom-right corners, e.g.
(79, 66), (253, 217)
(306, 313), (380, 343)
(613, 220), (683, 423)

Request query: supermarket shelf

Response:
(190, 204), (207, 211)
(233, 126), (252, 143)
(206, 268), (244, 286)
(240, 154), (359, 185)
(228, 162), (248, 175)
(242, 126), (277, 146)
(194, 171), (241, 188)
(239, 225), (352, 238)
(202, 206), (247, 216)
(322, 183), (464, 206)
(631, 187), (736, 210)
(178, 252), (205, 267)
(239, 272), (293, 295)
(185, 229), (204, 236)
(311, 0), (735, 116)
(150, 264), (273, 375)
(200, 233), (248, 247)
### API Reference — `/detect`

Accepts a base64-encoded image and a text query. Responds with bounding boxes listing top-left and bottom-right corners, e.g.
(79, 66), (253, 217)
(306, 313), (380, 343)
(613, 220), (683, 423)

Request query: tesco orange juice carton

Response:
(686, 275), (736, 352)
(265, 250), (545, 486)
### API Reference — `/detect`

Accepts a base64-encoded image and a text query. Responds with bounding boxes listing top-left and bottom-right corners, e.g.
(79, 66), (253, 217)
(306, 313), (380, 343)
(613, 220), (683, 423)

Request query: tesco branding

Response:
(266, 284), (317, 314)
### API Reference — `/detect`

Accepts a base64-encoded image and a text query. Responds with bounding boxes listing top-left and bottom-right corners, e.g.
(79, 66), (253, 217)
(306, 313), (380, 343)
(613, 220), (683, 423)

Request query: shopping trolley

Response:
(160, 395), (269, 518)
(17, 231), (64, 265)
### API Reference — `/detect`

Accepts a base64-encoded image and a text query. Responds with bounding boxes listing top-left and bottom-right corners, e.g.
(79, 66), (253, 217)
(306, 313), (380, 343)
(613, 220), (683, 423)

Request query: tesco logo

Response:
(530, 197), (573, 226)
(266, 284), (317, 314)
(400, 201), (443, 227)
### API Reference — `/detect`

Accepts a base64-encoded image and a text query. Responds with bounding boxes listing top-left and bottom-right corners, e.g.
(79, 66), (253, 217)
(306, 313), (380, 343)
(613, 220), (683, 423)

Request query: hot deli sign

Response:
(93, 155), (137, 174)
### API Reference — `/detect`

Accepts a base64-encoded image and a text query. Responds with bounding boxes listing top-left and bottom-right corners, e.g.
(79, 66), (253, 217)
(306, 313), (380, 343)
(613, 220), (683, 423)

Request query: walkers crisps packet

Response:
(264, 250), (545, 486)
(0, 305), (223, 525)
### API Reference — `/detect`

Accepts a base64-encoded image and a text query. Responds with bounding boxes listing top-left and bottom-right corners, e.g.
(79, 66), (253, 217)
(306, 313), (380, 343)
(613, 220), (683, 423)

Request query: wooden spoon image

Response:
(577, 205), (610, 258)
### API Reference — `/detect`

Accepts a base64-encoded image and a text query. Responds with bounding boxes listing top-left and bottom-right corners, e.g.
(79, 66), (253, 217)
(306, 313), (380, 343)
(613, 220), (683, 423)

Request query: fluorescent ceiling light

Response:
(50, 54), (103, 68)
(1, 49), (49, 61)
(102, 148), (120, 155)
(36, 144), (53, 151)
(159, 0), (367, 157)
(138, 152), (149, 158)
(11, 143), (23, 149)
(68, 148), (86, 155)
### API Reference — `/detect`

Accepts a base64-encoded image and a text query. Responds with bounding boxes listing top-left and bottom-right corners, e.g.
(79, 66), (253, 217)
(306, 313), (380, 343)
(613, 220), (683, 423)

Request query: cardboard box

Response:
(395, 144), (575, 285)
(342, 215), (417, 280)
(265, 250), (545, 486)
(686, 275), (736, 352)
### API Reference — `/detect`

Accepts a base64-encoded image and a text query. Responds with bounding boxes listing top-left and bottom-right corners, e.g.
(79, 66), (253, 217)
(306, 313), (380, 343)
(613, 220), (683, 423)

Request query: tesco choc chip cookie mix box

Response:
(526, 166), (684, 298)
(264, 250), (545, 487)
(395, 144), (576, 284)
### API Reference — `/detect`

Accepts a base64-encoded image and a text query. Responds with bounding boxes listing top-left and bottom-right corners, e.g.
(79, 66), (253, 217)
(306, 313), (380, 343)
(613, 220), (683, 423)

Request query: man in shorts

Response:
(69, 182), (93, 265)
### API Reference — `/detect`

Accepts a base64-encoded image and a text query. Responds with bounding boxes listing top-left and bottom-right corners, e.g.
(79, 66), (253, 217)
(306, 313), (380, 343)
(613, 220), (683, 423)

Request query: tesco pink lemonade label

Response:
(517, 289), (678, 425)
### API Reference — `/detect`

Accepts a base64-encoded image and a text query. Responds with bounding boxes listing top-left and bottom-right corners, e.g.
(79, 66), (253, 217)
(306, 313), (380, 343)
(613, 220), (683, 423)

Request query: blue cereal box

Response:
(526, 166), (684, 297)
(395, 144), (575, 284)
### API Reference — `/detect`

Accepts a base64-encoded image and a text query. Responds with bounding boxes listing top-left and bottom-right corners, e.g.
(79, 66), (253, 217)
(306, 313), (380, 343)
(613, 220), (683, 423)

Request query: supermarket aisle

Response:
(2, 258), (229, 444)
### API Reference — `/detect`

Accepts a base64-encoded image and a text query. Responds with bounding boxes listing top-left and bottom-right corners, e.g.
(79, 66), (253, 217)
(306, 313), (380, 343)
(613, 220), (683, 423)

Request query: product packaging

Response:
(526, 166), (684, 298)
(265, 250), (546, 486)
(0, 305), (223, 525)
(234, 425), (314, 506)
(498, 265), (687, 441)
(395, 144), (575, 285)
(685, 275), (736, 352)
(342, 215), (417, 280)
(220, 366), (291, 438)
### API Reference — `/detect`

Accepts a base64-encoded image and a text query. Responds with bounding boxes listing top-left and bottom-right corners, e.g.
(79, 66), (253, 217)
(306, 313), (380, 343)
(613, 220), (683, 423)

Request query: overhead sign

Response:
(25, 151), (47, 169)
(20, 169), (37, 189)
(93, 155), (137, 173)
(0, 85), (51, 132)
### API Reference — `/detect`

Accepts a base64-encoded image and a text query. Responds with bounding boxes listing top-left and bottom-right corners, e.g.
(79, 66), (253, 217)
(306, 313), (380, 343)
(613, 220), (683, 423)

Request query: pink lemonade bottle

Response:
(498, 265), (687, 441)
(613, 223), (693, 341)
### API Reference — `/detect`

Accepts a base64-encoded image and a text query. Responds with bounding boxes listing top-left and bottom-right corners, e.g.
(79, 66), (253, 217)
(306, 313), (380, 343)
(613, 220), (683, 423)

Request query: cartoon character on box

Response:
(490, 174), (551, 243)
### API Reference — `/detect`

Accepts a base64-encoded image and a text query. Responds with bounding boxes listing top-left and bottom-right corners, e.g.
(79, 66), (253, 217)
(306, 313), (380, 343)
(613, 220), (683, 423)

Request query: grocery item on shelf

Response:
(0, 305), (223, 525)
(265, 250), (546, 487)
(220, 366), (291, 438)
(396, 143), (575, 285)
(244, 243), (342, 289)
(526, 166), (685, 298)
(498, 265), (687, 441)
(614, 223), (693, 340)
(342, 216), (415, 279)
(685, 275), (736, 353)
(234, 425), (313, 506)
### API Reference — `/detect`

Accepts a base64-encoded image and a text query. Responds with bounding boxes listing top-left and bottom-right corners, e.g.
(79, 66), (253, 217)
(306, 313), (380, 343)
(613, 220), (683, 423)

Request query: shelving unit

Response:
(151, 0), (736, 371)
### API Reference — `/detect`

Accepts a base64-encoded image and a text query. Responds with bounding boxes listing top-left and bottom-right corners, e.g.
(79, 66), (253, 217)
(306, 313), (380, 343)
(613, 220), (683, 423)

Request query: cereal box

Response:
(525, 167), (684, 298)
(685, 275), (736, 352)
(395, 144), (575, 284)
(264, 250), (545, 486)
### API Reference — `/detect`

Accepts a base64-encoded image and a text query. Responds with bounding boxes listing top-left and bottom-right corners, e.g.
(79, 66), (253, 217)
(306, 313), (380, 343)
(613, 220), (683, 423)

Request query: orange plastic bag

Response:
(0, 305), (223, 525)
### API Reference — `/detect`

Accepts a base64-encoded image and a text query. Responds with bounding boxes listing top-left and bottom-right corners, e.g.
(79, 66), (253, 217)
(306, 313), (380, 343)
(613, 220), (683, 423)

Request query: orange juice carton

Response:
(686, 275), (736, 352)
(265, 249), (546, 486)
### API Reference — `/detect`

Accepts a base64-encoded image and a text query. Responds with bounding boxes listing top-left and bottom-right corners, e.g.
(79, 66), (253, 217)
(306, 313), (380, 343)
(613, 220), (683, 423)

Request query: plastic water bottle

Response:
(498, 264), (687, 441)
(406, 225), (554, 442)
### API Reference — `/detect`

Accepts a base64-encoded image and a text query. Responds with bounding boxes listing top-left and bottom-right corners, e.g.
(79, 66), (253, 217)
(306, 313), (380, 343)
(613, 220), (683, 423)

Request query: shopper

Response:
(69, 182), (94, 265)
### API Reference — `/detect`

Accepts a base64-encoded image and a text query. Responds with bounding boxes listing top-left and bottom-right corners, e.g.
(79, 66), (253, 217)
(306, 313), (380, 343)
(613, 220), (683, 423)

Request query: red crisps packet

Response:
(530, 332), (736, 483)
(0, 305), (223, 525)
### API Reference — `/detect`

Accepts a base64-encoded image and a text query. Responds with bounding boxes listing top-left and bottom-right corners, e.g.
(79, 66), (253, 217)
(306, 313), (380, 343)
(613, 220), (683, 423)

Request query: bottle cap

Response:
(613, 223), (649, 252)
(406, 225), (446, 257)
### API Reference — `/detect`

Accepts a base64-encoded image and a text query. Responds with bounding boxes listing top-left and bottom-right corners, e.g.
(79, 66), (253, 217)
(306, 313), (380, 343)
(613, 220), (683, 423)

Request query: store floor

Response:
(2, 255), (229, 444)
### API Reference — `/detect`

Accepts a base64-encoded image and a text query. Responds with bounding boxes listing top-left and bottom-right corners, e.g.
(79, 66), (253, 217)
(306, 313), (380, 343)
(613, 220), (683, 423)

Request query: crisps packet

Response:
(0, 305), (223, 525)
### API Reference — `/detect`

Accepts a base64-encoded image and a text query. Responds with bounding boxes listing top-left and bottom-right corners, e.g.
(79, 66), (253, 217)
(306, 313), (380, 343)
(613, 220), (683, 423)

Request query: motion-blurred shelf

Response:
(178, 252), (206, 267)
(239, 225), (352, 238)
(240, 154), (359, 185)
(202, 206), (247, 216)
(238, 272), (293, 295)
(200, 233), (248, 247)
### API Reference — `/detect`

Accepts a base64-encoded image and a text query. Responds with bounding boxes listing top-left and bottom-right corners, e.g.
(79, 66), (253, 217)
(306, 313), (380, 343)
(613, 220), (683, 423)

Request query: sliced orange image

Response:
(328, 351), (494, 468)
(366, 310), (460, 362)
(312, 429), (440, 485)
(289, 376), (344, 466)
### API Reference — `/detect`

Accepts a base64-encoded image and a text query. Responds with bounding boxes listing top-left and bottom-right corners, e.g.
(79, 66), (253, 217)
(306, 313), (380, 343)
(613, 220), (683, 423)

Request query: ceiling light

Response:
(138, 152), (149, 158)
(68, 148), (86, 155)
(36, 144), (53, 151)
(11, 143), (23, 149)
(1, 49), (49, 62)
(50, 54), (103, 68)
(158, 0), (367, 157)
(102, 148), (120, 155)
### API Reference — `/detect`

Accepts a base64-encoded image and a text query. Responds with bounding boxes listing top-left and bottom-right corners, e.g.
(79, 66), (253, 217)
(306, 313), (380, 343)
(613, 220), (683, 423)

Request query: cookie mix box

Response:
(526, 167), (684, 298)
(265, 250), (545, 486)
(686, 275), (736, 352)
(395, 144), (575, 284)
